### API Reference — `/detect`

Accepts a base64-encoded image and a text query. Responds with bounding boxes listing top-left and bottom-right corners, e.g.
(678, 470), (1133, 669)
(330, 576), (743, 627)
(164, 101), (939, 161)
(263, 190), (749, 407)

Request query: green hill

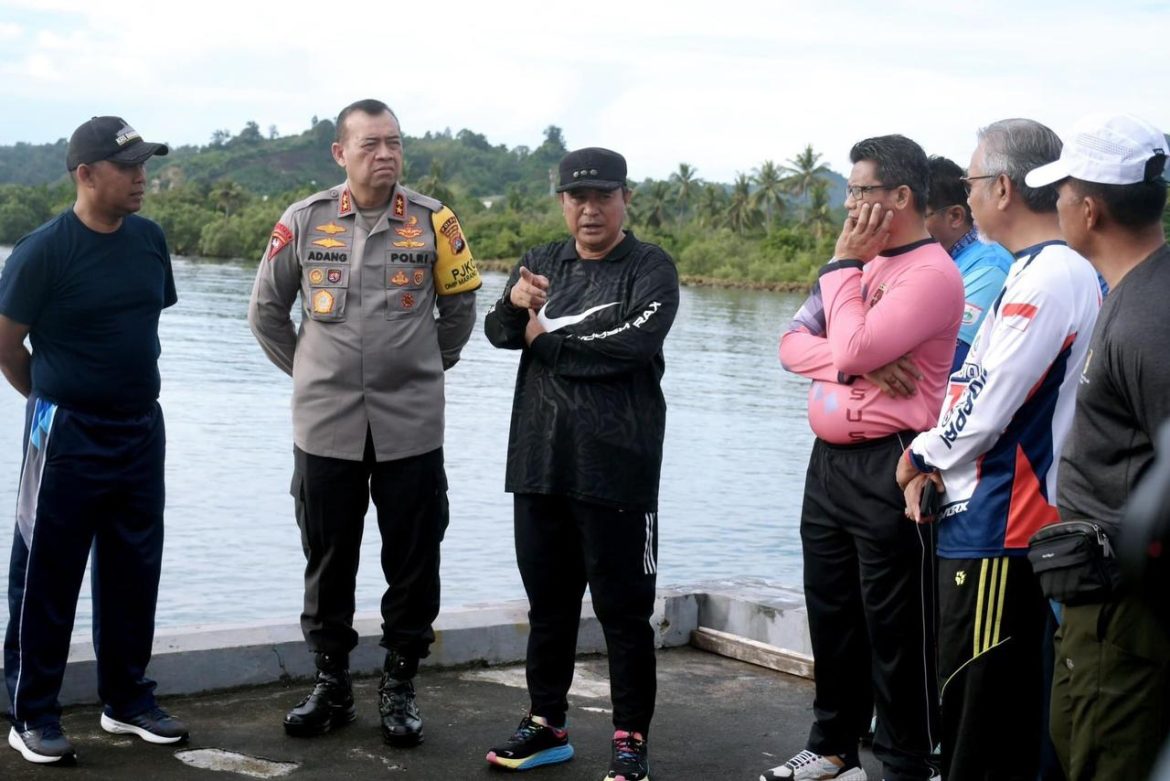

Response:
(0, 120), (850, 288)
(1, 119), (844, 204)
(0, 120), (580, 200)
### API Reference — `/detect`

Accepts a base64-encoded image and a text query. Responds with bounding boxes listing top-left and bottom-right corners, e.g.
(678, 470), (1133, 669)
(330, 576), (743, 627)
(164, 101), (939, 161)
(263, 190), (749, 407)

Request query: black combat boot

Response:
(283, 652), (357, 737)
(378, 649), (423, 747)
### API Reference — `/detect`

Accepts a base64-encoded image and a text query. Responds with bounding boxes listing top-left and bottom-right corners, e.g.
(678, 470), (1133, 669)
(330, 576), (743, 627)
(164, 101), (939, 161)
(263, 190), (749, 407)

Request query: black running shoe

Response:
(486, 714), (574, 771)
(606, 729), (649, 781)
(8, 723), (77, 764)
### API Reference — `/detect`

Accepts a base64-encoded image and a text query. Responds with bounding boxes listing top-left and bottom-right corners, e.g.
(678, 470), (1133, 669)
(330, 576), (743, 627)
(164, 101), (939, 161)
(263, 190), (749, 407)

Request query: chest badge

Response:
(314, 222), (347, 236)
(308, 269), (325, 285)
(413, 270), (425, 285)
(391, 270), (409, 286)
(402, 293), (415, 310)
(327, 269), (343, 284)
(393, 239), (426, 248)
(312, 290), (335, 314)
(395, 215), (423, 239)
(313, 237), (346, 249)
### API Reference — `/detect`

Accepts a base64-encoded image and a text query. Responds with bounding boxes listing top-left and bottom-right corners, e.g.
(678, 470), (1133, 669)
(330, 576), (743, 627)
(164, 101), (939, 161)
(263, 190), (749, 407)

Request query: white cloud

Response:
(0, 0), (1167, 182)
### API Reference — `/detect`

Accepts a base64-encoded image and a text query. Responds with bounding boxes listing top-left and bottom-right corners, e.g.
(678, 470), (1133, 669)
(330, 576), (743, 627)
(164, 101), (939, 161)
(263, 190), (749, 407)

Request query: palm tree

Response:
(417, 160), (454, 204)
(726, 173), (763, 236)
(669, 163), (699, 223)
(632, 181), (672, 229)
(210, 179), (245, 218)
(803, 179), (836, 239)
(781, 144), (832, 199)
(696, 183), (728, 229)
(751, 160), (785, 230)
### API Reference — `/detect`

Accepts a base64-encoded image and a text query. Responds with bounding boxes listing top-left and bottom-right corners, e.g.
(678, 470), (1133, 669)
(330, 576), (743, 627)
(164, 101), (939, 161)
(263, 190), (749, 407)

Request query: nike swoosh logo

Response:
(537, 301), (619, 332)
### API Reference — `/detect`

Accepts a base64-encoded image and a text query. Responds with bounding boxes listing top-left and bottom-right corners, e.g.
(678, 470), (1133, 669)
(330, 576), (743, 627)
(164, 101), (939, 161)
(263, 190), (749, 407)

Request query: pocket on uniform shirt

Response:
(385, 263), (428, 320)
(305, 264), (349, 322)
(306, 287), (347, 322)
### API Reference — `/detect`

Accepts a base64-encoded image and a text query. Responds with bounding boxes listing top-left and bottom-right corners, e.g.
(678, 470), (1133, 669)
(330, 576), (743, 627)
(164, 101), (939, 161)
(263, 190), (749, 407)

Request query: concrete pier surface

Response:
(0, 581), (890, 779)
(0, 648), (886, 780)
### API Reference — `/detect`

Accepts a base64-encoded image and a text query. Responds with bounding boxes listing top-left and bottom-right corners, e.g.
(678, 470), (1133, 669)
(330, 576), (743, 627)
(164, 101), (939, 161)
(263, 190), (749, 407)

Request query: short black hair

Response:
(977, 118), (1063, 213)
(335, 99), (399, 143)
(927, 155), (973, 224)
(1068, 177), (1169, 229)
(849, 134), (929, 213)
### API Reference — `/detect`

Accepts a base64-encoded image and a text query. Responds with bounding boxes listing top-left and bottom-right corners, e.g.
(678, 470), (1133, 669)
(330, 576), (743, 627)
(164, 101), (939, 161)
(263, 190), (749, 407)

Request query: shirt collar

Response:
(949, 228), (979, 259)
(336, 183), (408, 222)
(879, 237), (938, 257)
(556, 230), (638, 262)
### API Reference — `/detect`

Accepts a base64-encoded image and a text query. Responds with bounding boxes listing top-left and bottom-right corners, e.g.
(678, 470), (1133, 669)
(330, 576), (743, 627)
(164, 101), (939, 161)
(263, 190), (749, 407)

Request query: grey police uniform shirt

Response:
(247, 181), (481, 462)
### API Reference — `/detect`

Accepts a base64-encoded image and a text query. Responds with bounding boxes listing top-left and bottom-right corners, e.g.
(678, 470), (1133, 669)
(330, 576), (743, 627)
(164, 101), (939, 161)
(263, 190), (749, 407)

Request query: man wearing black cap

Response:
(1026, 112), (1170, 781)
(0, 116), (187, 765)
(483, 147), (679, 781)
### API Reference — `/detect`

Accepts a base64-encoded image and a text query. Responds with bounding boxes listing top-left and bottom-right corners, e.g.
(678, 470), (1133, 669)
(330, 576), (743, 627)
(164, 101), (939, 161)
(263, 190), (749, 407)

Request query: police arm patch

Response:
(268, 222), (294, 260)
(431, 206), (481, 296)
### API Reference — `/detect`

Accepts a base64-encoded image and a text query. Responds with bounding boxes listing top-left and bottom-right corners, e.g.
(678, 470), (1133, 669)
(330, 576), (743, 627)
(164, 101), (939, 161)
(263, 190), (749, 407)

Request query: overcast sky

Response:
(1, 0), (1166, 183)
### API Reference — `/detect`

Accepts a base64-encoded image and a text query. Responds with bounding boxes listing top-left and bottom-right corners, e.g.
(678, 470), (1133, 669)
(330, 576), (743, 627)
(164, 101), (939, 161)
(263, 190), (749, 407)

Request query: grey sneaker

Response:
(101, 706), (189, 744)
(8, 723), (77, 764)
(760, 750), (867, 780)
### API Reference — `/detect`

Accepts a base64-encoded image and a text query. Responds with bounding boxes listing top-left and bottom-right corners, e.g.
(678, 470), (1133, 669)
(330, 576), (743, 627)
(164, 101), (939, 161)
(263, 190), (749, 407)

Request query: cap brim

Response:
(1024, 158), (1070, 188)
(107, 141), (170, 165)
(555, 179), (623, 193)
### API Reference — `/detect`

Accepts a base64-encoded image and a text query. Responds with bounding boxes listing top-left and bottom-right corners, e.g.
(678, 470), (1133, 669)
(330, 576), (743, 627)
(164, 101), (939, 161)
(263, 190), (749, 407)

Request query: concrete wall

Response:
(0, 579), (807, 710)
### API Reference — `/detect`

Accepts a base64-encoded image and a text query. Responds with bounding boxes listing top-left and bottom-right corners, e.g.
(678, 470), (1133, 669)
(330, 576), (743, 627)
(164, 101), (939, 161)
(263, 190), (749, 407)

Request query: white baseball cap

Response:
(1025, 112), (1167, 187)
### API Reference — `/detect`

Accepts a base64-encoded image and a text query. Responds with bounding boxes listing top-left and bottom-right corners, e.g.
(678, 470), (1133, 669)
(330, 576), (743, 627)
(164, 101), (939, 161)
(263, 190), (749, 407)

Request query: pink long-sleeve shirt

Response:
(780, 239), (964, 444)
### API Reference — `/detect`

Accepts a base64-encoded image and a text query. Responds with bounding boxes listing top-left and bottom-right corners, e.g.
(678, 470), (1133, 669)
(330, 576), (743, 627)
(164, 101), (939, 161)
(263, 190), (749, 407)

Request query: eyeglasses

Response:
(960, 174), (998, 194)
(845, 184), (900, 200)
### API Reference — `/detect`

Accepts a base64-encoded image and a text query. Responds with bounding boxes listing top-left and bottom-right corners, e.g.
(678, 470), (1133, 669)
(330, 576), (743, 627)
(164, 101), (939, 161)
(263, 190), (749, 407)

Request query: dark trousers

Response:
(292, 436), (449, 662)
(937, 556), (1050, 781)
(514, 493), (658, 735)
(1050, 592), (1170, 780)
(800, 434), (939, 781)
(5, 397), (165, 729)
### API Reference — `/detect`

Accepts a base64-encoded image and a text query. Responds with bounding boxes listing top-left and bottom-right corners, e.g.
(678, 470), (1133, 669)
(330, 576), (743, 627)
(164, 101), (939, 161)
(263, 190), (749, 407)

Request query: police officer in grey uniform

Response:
(247, 98), (480, 747)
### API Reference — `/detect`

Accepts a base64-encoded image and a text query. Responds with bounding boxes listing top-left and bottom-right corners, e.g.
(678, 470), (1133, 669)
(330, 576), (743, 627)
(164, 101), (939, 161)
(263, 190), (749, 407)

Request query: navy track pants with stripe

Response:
(4, 396), (165, 729)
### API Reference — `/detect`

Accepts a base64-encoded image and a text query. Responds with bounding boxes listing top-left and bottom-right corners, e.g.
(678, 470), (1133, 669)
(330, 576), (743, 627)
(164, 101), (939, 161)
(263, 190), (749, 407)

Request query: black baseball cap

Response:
(66, 116), (169, 171)
(556, 147), (627, 192)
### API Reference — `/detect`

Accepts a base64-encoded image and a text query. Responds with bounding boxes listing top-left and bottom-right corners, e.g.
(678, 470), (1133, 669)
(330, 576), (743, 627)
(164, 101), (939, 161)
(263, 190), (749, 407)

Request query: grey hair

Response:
(977, 118), (1063, 213)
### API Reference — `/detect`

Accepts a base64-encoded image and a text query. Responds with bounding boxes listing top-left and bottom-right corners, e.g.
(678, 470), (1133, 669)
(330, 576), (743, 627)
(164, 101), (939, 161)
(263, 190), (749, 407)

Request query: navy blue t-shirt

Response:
(0, 209), (177, 413)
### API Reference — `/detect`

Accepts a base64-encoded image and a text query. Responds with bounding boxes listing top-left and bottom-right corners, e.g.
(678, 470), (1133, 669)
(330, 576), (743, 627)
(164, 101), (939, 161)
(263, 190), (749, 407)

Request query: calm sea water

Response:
(0, 248), (814, 638)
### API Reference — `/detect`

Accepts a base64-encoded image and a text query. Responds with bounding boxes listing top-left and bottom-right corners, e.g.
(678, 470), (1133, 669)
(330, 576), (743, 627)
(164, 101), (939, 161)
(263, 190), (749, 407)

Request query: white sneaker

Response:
(760, 750), (868, 780)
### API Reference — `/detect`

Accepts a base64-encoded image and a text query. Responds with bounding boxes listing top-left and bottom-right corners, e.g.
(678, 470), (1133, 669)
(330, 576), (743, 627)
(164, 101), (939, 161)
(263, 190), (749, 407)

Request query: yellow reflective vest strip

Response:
(430, 206), (481, 296)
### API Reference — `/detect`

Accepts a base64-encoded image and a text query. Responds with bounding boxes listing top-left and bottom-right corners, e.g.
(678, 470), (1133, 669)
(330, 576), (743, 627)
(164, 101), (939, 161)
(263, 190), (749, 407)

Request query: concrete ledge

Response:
(0, 580), (804, 710)
(690, 577), (812, 656)
(691, 626), (815, 679)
